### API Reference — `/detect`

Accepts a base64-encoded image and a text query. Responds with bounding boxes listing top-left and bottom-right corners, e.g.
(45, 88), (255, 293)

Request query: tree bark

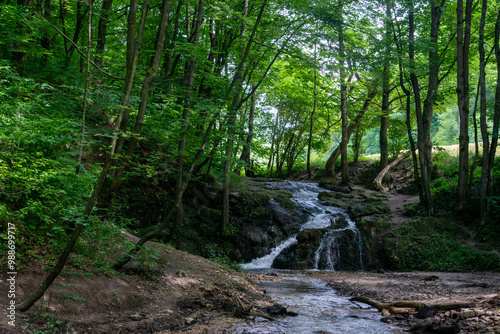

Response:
(339, 0), (350, 185)
(409, 0), (433, 215)
(66, 0), (89, 62)
(379, 1), (392, 170)
(307, 44), (318, 179)
(326, 85), (377, 177)
(170, 0), (203, 241)
(421, 0), (447, 175)
(478, 0), (488, 224)
(222, 0), (265, 234)
(373, 150), (412, 191)
(456, 0), (473, 210)
(96, 0), (150, 210)
(238, 88), (256, 176)
(95, 0), (113, 68)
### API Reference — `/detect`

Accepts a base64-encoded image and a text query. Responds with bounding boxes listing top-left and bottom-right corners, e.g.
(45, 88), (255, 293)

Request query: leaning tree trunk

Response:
(373, 150), (412, 191)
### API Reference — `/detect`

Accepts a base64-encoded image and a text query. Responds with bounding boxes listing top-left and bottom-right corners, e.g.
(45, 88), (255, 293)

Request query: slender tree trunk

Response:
(326, 86), (377, 176)
(339, 1), (350, 185)
(66, 0), (88, 62)
(171, 0), (203, 241)
(12, 0), (34, 69)
(221, 0), (265, 233)
(307, 45), (317, 179)
(95, 0), (113, 67)
(77, 0), (92, 173)
(96, 0), (150, 210)
(488, 10), (500, 200)
(478, 0), (488, 224)
(379, 1), (391, 170)
(163, 0), (184, 78)
(391, 3), (424, 203)
(239, 88), (256, 176)
(456, 0), (472, 210)
(409, 0), (433, 215)
(422, 0), (447, 175)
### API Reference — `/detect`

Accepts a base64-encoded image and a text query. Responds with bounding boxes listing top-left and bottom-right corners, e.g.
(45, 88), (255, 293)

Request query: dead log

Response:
(350, 296), (475, 317)
(373, 150), (412, 191)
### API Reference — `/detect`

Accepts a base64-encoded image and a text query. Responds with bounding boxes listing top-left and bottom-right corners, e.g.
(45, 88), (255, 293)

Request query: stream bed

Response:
(233, 270), (404, 334)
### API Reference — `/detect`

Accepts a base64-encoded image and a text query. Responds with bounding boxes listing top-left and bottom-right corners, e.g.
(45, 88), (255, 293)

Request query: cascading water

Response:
(242, 181), (364, 271)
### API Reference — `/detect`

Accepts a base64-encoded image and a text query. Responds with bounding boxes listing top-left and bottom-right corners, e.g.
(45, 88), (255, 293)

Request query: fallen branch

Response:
(351, 296), (475, 317)
(373, 150), (412, 191)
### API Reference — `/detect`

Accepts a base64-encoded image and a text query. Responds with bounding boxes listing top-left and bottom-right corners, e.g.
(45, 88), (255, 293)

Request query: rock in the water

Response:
(267, 304), (287, 315)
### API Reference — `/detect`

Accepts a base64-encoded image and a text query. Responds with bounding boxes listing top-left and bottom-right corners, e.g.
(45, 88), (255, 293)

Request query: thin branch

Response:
(38, 13), (125, 81)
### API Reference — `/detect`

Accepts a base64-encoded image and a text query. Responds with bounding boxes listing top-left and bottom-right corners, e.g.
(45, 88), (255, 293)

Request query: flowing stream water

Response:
(234, 181), (403, 333)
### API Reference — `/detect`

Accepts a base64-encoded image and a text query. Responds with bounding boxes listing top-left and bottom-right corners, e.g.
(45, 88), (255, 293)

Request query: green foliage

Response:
(383, 217), (500, 271)
(202, 243), (242, 272)
(433, 107), (460, 146)
(399, 235), (499, 272)
(60, 293), (86, 303)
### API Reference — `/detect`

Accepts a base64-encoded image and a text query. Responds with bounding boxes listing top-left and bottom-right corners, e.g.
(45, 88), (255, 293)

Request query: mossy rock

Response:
(331, 218), (349, 229)
(318, 189), (390, 218)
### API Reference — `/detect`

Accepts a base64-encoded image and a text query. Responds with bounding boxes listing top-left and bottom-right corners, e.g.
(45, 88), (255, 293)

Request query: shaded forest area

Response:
(1, 0), (500, 313)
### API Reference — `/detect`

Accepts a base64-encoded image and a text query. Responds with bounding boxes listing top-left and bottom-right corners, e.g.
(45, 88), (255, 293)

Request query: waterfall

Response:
(242, 181), (365, 271)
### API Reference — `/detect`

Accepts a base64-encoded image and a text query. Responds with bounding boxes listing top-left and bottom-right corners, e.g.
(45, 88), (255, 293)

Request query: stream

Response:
(234, 181), (403, 333)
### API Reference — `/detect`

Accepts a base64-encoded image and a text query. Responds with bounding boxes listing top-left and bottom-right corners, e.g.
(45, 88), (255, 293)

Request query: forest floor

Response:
(2, 162), (499, 333)
(1, 231), (276, 334)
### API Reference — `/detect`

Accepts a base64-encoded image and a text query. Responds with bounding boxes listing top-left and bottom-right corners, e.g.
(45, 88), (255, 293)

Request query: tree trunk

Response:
(339, 0), (350, 185)
(66, 0), (88, 62)
(456, 0), (473, 210)
(478, 0), (488, 224)
(379, 1), (391, 170)
(238, 88), (256, 177)
(326, 85), (376, 177)
(222, 0), (266, 234)
(95, 0), (113, 68)
(391, 2), (424, 204)
(96, 0), (150, 210)
(421, 0), (447, 175)
(307, 45), (317, 179)
(171, 0), (204, 241)
(373, 150), (412, 191)
(409, 0), (433, 215)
